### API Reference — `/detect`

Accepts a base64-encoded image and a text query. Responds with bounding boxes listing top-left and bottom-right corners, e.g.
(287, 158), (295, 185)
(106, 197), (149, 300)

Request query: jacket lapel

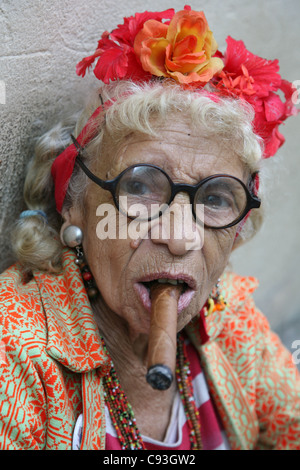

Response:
(34, 248), (109, 373)
(199, 341), (259, 450)
(185, 272), (260, 450)
(80, 370), (107, 449)
(34, 248), (110, 449)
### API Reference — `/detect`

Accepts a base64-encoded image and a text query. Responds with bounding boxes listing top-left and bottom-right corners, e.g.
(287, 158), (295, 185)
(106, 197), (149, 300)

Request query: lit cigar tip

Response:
(146, 364), (173, 390)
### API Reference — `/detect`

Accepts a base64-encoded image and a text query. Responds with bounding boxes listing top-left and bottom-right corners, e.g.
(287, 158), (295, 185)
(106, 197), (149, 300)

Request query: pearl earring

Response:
(62, 225), (99, 300)
(62, 225), (83, 247)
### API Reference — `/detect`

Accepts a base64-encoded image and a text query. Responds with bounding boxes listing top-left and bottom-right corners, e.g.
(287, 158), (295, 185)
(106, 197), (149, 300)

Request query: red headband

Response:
(51, 106), (102, 213)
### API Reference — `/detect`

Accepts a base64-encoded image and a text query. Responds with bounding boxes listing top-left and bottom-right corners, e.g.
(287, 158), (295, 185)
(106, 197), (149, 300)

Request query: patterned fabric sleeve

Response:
(0, 260), (84, 450)
(0, 329), (47, 449)
(253, 309), (300, 450)
(199, 272), (300, 450)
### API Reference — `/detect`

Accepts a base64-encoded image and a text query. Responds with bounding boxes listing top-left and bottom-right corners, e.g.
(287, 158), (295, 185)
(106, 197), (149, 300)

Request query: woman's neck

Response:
(92, 296), (148, 370)
(91, 297), (177, 441)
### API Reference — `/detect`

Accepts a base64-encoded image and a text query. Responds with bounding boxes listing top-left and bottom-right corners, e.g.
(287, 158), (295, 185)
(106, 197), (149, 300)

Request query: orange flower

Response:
(134, 9), (224, 85)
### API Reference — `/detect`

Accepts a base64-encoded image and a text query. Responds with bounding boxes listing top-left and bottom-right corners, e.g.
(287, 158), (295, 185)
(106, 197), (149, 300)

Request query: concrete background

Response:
(0, 0), (299, 365)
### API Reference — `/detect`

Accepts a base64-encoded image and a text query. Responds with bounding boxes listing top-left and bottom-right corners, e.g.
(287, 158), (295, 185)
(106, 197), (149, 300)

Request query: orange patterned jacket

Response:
(0, 248), (299, 450)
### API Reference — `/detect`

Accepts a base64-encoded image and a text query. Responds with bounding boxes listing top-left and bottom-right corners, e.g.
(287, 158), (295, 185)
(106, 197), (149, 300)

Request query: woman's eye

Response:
(124, 179), (151, 195)
(205, 193), (232, 208)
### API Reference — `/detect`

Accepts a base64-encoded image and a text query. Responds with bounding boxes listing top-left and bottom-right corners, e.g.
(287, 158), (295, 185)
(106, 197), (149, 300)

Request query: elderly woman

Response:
(0, 7), (299, 451)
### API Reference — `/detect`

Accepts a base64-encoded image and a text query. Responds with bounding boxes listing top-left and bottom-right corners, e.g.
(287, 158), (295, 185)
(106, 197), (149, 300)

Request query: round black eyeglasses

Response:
(72, 137), (261, 229)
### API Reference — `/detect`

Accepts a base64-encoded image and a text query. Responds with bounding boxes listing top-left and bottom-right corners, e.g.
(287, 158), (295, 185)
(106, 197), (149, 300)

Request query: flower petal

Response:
(76, 53), (99, 77)
(264, 92), (285, 121)
(166, 35), (206, 73)
(93, 45), (129, 83)
(172, 35), (197, 58)
(167, 9), (209, 51)
(224, 36), (281, 96)
(134, 20), (168, 56)
(166, 52), (206, 74)
(193, 56), (224, 76)
(139, 37), (170, 76)
(169, 57), (223, 84)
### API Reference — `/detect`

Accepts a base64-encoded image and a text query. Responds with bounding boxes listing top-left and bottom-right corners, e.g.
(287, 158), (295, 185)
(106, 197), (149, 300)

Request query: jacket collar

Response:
(33, 248), (110, 375)
(185, 270), (259, 346)
(185, 271), (260, 450)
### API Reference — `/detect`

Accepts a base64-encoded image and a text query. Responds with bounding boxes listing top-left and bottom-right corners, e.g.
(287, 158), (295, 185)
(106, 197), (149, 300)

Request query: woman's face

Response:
(76, 119), (248, 341)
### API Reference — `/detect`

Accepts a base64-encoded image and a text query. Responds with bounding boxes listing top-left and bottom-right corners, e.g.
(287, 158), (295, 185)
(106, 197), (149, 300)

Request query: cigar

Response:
(146, 283), (182, 390)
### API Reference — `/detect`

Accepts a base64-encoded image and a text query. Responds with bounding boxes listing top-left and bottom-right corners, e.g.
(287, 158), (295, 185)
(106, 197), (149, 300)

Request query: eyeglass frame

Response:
(71, 135), (261, 230)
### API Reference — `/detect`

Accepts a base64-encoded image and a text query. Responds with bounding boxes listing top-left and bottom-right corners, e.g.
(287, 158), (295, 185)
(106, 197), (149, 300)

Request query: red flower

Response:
(215, 37), (298, 157)
(92, 38), (148, 83)
(76, 9), (175, 83)
(217, 37), (281, 97)
(253, 81), (298, 157)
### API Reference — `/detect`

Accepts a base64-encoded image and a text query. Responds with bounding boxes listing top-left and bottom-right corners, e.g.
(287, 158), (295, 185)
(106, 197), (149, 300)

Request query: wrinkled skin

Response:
(61, 118), (249, 440)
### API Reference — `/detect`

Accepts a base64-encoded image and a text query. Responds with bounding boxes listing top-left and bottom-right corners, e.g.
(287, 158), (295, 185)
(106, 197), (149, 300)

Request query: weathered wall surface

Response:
(0, 0), (299, 358)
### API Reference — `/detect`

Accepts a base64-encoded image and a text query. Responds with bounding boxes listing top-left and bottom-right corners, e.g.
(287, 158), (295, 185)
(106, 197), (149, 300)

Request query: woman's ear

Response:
(60, 207), (83, 246)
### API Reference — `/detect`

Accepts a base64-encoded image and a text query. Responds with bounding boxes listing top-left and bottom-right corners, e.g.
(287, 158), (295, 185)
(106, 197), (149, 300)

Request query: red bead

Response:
(83, 271), (92, 281)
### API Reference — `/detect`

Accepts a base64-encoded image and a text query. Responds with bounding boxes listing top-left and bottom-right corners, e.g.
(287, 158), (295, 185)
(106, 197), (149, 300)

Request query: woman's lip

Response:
(133, 280), (196, 314)
(136, 272), (197, 290)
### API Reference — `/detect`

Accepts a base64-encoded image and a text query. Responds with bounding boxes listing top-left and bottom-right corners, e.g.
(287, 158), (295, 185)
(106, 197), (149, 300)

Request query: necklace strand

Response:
(102, 334), (202, 450)
(103, 364), (146, 450)
(176, 337), (203, 450)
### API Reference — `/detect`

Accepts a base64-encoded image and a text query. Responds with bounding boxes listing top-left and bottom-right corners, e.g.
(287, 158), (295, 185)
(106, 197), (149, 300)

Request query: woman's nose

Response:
(149, 194), (203, 256)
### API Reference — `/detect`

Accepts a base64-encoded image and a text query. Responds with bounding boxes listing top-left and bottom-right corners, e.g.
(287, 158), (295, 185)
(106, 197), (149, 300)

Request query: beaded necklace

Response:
(102, 334), (202, 450)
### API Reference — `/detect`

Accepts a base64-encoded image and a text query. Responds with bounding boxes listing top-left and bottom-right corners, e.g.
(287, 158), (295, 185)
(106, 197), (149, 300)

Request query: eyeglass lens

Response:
(195, 177), (247, 228)
(117, 166), (171, 220)
(116, 165), (248, 227)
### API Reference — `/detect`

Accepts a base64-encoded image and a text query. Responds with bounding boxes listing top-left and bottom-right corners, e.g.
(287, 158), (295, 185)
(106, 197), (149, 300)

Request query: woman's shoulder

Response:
(0, 262), (41, 303)
(218, 270), (271, 337)
(220, 270), (259, 306)
(0, 263), (47, 338)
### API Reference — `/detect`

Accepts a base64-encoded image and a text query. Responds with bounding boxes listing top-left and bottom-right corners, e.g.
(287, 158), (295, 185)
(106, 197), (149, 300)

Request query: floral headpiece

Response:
(52, 6), (298, 214)
(77, 5), (297, 159)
